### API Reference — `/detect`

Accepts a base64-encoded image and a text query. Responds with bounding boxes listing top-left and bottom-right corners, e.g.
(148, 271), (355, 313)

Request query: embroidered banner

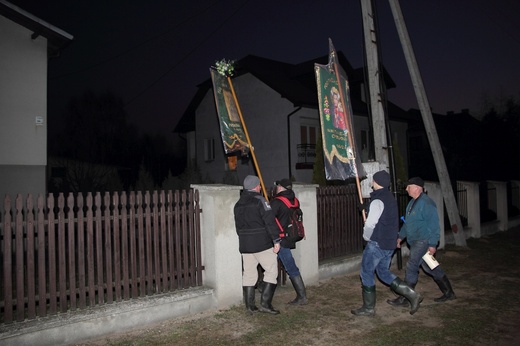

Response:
(210, 68), (249, 155)
(315, 39), (365, 180)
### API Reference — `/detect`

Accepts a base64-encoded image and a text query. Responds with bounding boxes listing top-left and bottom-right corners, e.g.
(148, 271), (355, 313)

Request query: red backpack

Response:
(274, 196), (305, 242)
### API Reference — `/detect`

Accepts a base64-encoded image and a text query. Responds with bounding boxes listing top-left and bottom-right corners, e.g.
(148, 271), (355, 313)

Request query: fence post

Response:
(487, 181), (508, 231)
(292, 183), (320, 286)
(459, 181), (481, 238)
(191, 184), (242, 309)
(511, 180), (520, 212)
(424, 181), (445, 249)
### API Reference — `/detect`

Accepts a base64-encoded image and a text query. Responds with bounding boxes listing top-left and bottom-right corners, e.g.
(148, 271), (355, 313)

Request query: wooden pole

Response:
(388, 0), (466, 246)
(331, 52), (366, 221)
(227, 76), (269, 200)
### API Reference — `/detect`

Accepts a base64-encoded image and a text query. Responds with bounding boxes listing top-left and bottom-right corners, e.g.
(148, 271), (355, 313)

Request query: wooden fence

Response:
(0, 189), (203, 324)
(317, 185), (365, 261)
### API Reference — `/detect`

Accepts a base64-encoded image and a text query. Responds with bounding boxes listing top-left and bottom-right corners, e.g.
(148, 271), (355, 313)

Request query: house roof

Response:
(173, 52), (401, 134)
(0, 0), (73, 56)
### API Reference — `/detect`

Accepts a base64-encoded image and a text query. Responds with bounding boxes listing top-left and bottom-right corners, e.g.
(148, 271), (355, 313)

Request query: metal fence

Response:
(0, 189), (203, 324)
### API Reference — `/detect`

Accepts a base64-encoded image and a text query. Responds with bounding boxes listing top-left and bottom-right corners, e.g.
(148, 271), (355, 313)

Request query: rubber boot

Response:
(288, 275), (308, 305)
(433, 275), (456, 302)
(387, 281), (415, 307)
(391, 278), (423, 315)
(258, 282), (280, 315)
(351, 285), (376, 316)
(243, 286), (258, 314)
(257, 281), (265, 294)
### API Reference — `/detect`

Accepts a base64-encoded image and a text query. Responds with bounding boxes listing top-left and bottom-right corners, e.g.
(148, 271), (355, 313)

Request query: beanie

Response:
(243, 175), (260, 190)
(373, 170), (391, 188)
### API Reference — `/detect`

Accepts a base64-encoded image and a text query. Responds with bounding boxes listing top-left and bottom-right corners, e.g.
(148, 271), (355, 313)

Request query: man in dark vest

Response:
(351, 170), (422, 316)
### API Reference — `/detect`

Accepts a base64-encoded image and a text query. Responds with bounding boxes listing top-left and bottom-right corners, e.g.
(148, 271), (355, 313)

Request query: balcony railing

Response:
(296, 144), (316, 169)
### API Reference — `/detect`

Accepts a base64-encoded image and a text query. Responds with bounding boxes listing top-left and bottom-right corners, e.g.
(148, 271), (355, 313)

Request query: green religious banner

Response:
(210, 62), (249, 155)
(315, 40), (365, 181)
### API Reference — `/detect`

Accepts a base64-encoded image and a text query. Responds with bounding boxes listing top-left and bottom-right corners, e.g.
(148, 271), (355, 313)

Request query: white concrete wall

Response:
(488, 181), (508, 231)
(291, 183), (320, 285)
(424, 181), (445, 249)
(191, 183), (243, 309)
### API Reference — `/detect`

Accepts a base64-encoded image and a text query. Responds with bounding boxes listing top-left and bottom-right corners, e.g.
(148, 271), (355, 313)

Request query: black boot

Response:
(243, 286), (258, 314)
(256, 281), (265, 294)
(433, 275), (456, 302)
(351, 285), (376, 316)
(288, 275), (308, 305)
(258, 282), (280, 315)
(391, 278), (423, 315)
(387, 281), (415, 307)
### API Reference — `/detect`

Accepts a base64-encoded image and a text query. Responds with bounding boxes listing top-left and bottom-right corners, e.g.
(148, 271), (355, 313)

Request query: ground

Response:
(74, 228), (520, 346)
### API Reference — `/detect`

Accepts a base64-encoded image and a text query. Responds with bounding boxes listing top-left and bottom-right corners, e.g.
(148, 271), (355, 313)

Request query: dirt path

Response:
(75, 229), (520, 346)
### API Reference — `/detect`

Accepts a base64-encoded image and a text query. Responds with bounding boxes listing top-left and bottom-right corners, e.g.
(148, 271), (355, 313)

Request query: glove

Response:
(357, 201), (368, 212)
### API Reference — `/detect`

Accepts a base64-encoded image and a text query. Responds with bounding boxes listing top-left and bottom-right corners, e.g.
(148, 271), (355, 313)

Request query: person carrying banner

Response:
(387, 177), (456, 308)
(234, 175), (281, 315)
(270, 178), (308, 305)
(352, 170), (422, 316)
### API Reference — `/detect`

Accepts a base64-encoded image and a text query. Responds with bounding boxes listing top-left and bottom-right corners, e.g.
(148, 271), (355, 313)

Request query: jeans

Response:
(360, 241), (396, 287)
(278, 246), (301, 278)
(404, 239), (446, 285)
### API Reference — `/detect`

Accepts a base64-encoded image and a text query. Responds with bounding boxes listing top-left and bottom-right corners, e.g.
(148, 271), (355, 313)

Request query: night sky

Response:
(7, 0), (520, 139)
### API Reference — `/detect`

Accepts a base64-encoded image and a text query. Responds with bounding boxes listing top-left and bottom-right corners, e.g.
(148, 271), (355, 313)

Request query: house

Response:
(174, 53), (411, 187)
(0, 0), (72, 199)
(406, 108), (485, 182)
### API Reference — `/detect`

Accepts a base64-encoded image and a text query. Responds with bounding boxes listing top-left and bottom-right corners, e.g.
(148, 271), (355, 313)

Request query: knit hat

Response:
(373, 170), (391, 188)
(407, 177), (424, 187)
(243, 175), (260, 190)
(275, 178), (292, 190)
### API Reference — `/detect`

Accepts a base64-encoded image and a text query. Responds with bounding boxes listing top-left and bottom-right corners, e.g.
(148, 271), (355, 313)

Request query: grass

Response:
(75, 228), (520, 346)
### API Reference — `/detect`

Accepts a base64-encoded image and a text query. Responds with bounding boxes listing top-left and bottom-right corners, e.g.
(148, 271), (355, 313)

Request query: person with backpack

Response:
(351, 170), (422, 316)
(234, 175), (281, 315)
(270, 178), (308, 305)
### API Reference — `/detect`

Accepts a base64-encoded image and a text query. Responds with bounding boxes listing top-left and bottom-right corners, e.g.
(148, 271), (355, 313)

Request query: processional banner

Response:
(210, 67), (249, 155)
(315, 39), (365, 180)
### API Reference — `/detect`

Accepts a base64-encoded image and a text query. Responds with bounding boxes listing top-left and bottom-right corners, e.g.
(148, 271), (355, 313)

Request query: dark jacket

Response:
(234, 190), (280, 253)
(370, 188), (399, 250)
(399, 193), (440, 247)
(270, 189), (297, 249)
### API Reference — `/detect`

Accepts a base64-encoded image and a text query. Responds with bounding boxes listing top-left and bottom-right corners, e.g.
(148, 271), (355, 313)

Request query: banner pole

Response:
(227, 76), (269, 200)
(331, 54), (366, 221)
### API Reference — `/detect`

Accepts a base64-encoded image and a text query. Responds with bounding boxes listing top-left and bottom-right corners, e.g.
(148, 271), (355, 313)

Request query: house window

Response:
(297, 125), (317, 169)
(300, 125), (316, 145)
(203, 138), (215, 162)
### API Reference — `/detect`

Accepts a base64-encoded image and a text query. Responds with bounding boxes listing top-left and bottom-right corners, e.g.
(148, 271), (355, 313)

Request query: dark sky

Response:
(8, 0), (520, 138)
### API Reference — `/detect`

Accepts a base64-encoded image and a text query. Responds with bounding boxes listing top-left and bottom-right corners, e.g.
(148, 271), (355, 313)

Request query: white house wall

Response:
(0, 14), (47, 197)
(196, 73), (311, 187)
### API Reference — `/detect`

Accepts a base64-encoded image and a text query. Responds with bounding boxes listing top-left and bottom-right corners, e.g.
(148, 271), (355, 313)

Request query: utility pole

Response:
(360, 0), (389, 172)
(388, 0), (467, 247)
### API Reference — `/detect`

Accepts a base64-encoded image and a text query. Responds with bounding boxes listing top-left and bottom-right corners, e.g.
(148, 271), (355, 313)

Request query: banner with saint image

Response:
(315, 40), (365, 180)
(210, 67), (249, 155)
